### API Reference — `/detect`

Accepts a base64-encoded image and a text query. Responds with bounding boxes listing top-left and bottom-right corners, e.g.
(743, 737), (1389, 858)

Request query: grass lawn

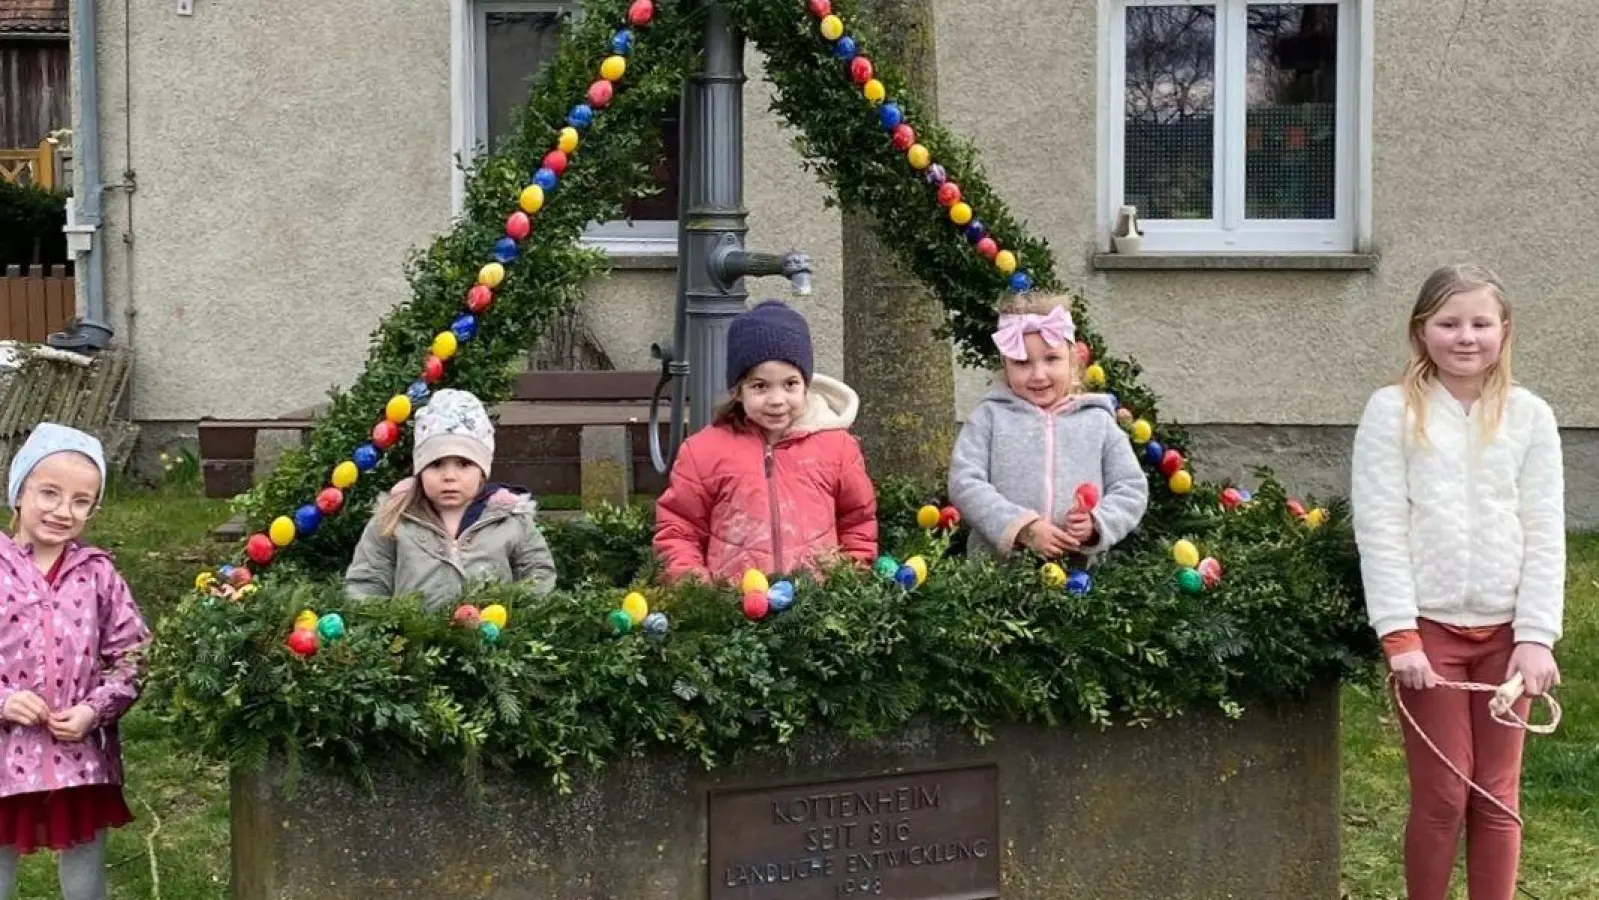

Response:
(9, 486), (1595, 898)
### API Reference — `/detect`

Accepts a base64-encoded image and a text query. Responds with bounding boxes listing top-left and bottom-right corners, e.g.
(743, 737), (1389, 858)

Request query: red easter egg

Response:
(246, 533), (274, 565)
(453, 604), (482, 627)
(850, 57), (874, 85)
(1287, 498), (1307, 519)
(1220, 487), (1243, 510)
(422, 355), (445, 384)
(229, 566), (253, 587)
(891, 124), (916, 151)
(1075, 341), (1092, 367)
(505, 210), (531, 241)
(742, 590), (770, 621)
(287, 629), (319, 657)
(543, 150), (569, 175)
(1160, 449), (1184, 477)
(808, 0), (831, 16)
(938, 505), (961, 529)
(316, 487), (344, 515)
(372, 420), (400, 450)
(1198, 557), (1223, 588)
(936, 182), (962, 207)
(627, 0), (654, 27)
(466, 285), (494, 314)
(1074, 482), (1101, 512)
(587, 79), (614, 109)
(976, 237), (998, 259)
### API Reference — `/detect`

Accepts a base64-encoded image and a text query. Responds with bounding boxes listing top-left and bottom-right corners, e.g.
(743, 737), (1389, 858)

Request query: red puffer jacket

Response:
(653, 375), (878, 583)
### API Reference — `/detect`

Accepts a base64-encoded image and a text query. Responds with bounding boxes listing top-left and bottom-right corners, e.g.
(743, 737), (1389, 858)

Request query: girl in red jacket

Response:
(654, 300), (878, 583)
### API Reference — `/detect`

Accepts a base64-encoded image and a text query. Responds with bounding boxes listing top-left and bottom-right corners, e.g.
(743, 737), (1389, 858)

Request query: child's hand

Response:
(2, 690), (49, 727)
(1388, 649), (1439, 690)
(1506, 643), (1561, 697)
(1064, 510), (1095, 547)
(46, 704), (98, 742)
(1022, 521), (1072, 558)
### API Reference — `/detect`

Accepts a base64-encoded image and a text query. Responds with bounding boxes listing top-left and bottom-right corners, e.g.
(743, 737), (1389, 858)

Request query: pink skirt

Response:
(0, 785), (134, 853)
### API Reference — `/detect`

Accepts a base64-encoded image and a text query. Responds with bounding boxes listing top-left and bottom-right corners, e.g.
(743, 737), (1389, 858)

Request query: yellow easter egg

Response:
(916, 504), (941, 529)
(1305, 508), (1328, 529)
(1169, 470), (1194, 495)
(905, 555), (928, 586)
(949, 202), (973, 225)
(621, 592), (649, 624)
(519, 184), (545, 214)
(195, 571), (216, 591)
(481, 603), (509, 629)
(432, 331), (459, 360)
(1130, 419), (1153, 444)
(1039, 562), (1066, 588)
(557, 127), (580, 154)
(863, 78), (886, 103)
(819, 14), (844, 40)
(995, 250), (1017, 275)
(1172, 539), (1200, 569)
(1084, 364), (1106, 389)
(477, 262), (504, 288)
(269, 516), (296, 547)
(600, 55), (627, 81)
(295, 610), (319, 631)
(385, 394), (412, 424)
(741, 569), (769, 595)
(331, 461), (359, 489)
(906, 143), (930, 169)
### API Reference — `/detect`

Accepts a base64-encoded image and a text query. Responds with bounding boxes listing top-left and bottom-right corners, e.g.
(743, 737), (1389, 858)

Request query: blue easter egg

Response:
(407, 380), (430, 403)
(219, 564), (236, 580)
(493, 237), (518, 264)
(834, 36), (858, 60)
(451, 313), (478, 341)
(1143, 440), (1165, 467)
(611, 29), (633, 55)
(964, 220), (987, 244)
(1066, 570), (1093, 595)
(894, 565), (918, 589)
(768, 580), (795, 611)
(293, 504), (322, 535)
(879, 103), (903, 130)
(1009, 272), (1033, 293)
(534, 167), (559, 191)
(1237, 488), (1254, 503)
(353, 443), (381, 471)
(642, 611), (669, 635)
(568, 104), (594, 129)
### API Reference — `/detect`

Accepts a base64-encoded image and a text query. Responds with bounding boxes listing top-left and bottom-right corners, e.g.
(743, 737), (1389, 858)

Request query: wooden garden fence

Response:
(0, 265), (74, 343)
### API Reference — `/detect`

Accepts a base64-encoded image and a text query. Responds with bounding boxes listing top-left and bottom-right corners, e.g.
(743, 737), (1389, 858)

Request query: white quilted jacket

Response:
(1350, 384), (1564, 647)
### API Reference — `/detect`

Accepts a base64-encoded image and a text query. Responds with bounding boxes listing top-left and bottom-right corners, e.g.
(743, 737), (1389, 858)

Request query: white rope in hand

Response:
(1389, 672), (1562, 829)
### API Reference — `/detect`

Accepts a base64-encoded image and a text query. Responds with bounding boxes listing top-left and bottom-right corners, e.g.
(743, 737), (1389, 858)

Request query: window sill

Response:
(602, 251), (679, 271)
(1090, 252), (1379, 272)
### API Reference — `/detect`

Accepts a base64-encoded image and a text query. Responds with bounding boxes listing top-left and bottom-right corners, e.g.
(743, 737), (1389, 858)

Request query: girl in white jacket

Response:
(1351, 264), (1564, 900)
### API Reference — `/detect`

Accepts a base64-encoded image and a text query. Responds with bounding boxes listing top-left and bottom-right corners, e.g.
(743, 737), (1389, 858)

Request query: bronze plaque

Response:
(708, 764), (1000, 900)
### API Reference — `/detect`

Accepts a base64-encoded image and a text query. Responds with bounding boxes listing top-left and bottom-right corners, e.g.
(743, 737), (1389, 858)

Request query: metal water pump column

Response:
(650, 0), (813, 473)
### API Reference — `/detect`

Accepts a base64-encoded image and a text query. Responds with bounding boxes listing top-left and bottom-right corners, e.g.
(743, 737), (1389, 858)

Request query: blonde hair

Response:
(994, 291), (1080, 389)
(1400, 264), (1514, 444)
(376, 485), (430, 539)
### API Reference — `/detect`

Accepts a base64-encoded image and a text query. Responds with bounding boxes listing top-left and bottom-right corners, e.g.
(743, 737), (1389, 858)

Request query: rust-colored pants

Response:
(1395, 619), (1529, 900)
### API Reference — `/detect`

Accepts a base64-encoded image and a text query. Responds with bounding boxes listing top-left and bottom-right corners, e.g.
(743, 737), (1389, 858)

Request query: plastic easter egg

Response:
(534, 167), (559, 192)
(642, 611), (669, 635)
(587, 79), (613, 108)
(1083, 364), (1106, 389)
(519, 184), (545, 215)
(480, 621), (502, 643)
(287, 629), (319, 657)
(924, 163), (947, 186)
(904, 555), (928, 586)
(873, 556), (900, 580)
(1198, 557), (1223, 588)
(833, 36), (858, 60)
(742, 591), (770, 620)
(627, 0), (654, 27)
(906, 144), (930, 169)
(422, 355), (446, 384)
(1305, 507), (1328, 529)
(1286, 498), (1307, 519)
(1143, 440), (1165, 467)
(849, 56), (874, 85)
(268, 516), (296, 547)
(567, 104), (594, 129)
(768, 584), (794, 613)
(451, 313), (478, 342)
(432, 331), (459, 360)
(371, 420), (400, 451)
(406, 380), (430, 404)
(477, 262), (504, 288)
(891, 124), (916, 151)
(863, 78), (886, 103)
(995, 250), (1017, 274)
(600, 54), (626, 81)
(493, 237), (517, 264)
(1009, 272), (1033, 293)
(481, 603), (509, 629)
(292, 504), (322, 536)
(294, 609), (319, 631)
(964, 220), (987, 243)
(385, 394), (412, 424)
(937, 182), (962, 207)
(1039, 563), (1066, 588)
(1160, 449), (1184, 477)
(195, 571), (216, 591)
(938, 505), (961, 529)
(1177, 568), (1205, 594)
(1074, 482), (1100, 511)
(879, 103), (903, 130)
(353, 443), (381, 471)
(819, 14), (844, 40)
(1219, 487), (1243, 510)
(453, 604), (481, 627)
(808, 0), (831, 17)
(741, 569), (769, 595)
(1117, 408), (1134, 424)
(467, 285), (495, 315)
(948, 202), (973, 226)
(1172, 539), (1200, 568)
(557, 126), (580, 153)
(1169, 469), (1194, 495)
(621, 592), (648, 624)
(246, 533), (275, 565)
(916, 504), (941, 529)
(975, 237), (998, 259)
(1066, 570), (1093, 595)
(1130, 419), (1153, 444)
(608, 609), (634, 634)
(317, 613), (345, 641)
(894, 565), (918, 590)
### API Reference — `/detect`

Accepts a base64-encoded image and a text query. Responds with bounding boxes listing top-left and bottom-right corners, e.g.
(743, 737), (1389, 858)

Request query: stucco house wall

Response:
(77, 0), (1599, 521)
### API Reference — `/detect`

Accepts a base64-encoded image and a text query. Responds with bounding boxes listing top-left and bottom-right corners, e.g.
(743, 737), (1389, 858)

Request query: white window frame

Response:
(450, 0), (678, 257)
(1097, 0), (1372, 254)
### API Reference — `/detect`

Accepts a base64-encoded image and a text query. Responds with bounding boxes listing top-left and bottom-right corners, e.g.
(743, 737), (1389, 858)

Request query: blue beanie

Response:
(8, 423), (108, 509)
(725, 300), (814, 390)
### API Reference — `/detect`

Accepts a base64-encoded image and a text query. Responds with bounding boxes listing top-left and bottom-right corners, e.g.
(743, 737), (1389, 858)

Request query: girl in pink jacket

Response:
(0, 424), (148, 899)
(654, 300), (878, 583)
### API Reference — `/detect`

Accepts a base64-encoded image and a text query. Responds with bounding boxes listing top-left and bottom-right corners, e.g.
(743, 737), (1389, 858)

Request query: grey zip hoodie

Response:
(949, 389), (1150, 558)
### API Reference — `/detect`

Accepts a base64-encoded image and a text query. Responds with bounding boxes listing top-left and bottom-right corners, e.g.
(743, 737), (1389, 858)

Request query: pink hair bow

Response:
(992, 305), (1075, 361)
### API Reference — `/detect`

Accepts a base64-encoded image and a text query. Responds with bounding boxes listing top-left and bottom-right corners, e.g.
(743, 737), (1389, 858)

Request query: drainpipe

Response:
(51, 0), (114, 351)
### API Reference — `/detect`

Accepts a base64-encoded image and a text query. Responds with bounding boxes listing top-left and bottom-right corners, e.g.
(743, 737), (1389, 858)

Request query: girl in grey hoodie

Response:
(949, 295), (1149, 559)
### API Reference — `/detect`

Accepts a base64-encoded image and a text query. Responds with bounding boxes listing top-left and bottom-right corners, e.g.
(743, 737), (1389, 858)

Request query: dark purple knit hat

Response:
(725, 300), (814, 390)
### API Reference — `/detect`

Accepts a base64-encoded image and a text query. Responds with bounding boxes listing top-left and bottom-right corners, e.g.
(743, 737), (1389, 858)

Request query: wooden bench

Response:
(197, 370), (679, 503)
